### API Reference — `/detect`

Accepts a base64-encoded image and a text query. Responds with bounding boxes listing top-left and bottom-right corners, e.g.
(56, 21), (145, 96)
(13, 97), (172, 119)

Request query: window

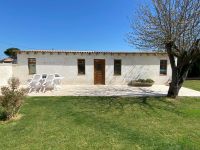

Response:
(114, 59), (121, 75)
(78, 59), (85, 75)
(28, 58), (36, 75)
(160, 60), (167, 75)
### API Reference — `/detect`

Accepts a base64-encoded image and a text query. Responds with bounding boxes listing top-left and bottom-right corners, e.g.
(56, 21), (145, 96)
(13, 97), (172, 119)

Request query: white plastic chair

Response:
(42, 74), (55, 92)
(54, 73), (64, 90)
(54, 73), (60, 77)
(28, 74), (42, 93)
(42, 74), (47, 79)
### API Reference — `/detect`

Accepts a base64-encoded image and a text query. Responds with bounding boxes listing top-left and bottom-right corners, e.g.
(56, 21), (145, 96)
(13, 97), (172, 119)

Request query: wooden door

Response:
(94, 59), (105, 85)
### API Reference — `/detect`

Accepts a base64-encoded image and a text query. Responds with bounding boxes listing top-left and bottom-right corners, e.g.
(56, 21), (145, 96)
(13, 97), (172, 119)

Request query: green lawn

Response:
(0, 96), (200, 150)
(183, 80), (200, 91)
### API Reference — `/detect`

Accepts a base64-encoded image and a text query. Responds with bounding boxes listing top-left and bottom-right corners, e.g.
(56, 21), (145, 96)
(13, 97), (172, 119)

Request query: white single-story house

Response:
(0, 50), (171, 86)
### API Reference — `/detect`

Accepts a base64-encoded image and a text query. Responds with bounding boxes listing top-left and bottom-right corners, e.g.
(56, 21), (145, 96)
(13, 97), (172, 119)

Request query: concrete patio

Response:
(26, 85), (200, 97)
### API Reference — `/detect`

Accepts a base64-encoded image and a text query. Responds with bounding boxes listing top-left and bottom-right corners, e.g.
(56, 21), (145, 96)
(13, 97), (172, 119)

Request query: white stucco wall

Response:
(0, 64), (13, 86)
(13, 52), (172, 85)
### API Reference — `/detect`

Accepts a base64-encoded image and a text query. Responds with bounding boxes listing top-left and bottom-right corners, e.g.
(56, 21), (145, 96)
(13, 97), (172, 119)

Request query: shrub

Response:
(145, 79), (154, 83)
(129, 78), (155, 87)
(0, 106), (5, 120)
(137, 79), (146, 83)
(0, 77), (27, 121)
(135, 79), (154, 83)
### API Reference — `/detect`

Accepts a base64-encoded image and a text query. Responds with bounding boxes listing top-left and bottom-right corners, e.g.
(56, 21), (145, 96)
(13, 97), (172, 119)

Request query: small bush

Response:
(0, 77), (27, 121)
(135, 79), (154, 83)
(145, 79), (154, 83)
(0, 106), (5, 120)
(137, 79), (146, 83)
(129, 78), (155, 87)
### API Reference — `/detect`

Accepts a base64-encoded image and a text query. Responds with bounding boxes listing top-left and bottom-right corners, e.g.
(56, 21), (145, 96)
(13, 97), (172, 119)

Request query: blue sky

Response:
(0, 0), (147, 59)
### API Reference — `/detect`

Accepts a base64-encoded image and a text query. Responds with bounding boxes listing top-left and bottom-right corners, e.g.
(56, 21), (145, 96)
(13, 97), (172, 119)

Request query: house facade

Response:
(0, 50), (172, 86)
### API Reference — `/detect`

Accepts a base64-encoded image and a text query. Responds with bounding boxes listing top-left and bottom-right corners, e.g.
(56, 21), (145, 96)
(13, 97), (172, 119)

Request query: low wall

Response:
(0, 64), (13, 86)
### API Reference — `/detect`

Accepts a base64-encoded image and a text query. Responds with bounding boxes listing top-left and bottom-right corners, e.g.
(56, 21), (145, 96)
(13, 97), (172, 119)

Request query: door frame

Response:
(94, 59), (105, 85)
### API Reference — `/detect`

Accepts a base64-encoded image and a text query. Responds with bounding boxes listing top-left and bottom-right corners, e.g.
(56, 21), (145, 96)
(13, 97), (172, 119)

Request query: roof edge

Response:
(18, 50), (167, 55)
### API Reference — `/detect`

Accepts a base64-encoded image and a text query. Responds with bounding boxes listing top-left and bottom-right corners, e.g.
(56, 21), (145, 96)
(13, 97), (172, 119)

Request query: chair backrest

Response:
(32, 74), (41, 82)
(42, 74), (47, 79)
(54, 73), (60, 77)
(45, 74), (55, 83)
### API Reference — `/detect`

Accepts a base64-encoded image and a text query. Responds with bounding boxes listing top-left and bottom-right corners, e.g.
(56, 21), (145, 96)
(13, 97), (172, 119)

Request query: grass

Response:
(183, 80), (200, 91)
(0, 96), (200, 150)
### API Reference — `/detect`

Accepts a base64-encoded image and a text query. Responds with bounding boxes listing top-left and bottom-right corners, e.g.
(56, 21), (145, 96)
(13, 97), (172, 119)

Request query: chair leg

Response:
(54, 85), (57, 91)
(43, 87), (46, 93)
(29, 88), (32, 93)
(54, 84), (56, 91)
(39, 86), (43, 93)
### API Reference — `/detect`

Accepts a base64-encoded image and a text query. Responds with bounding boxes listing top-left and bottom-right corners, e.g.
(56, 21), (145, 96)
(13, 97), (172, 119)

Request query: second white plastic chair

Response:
(42, 74), (55, 92)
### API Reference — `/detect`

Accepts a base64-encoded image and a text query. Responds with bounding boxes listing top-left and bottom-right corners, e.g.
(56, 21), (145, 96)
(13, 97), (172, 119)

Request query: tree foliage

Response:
(128, 0), (200, 98)
(188, 57), (200, 78)
(4, 48), (20, 59)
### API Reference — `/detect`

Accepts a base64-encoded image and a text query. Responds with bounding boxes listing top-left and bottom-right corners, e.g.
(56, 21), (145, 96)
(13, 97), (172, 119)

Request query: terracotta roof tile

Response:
(2, 57), (13, 62)
(18, 50), (167, 55)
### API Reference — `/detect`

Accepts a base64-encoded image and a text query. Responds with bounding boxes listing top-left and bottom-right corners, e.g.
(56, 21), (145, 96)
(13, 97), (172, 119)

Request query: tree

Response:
(128, 0), (200, 98)
(188, 57), (200, 78)
(4, 48), (20, 59)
